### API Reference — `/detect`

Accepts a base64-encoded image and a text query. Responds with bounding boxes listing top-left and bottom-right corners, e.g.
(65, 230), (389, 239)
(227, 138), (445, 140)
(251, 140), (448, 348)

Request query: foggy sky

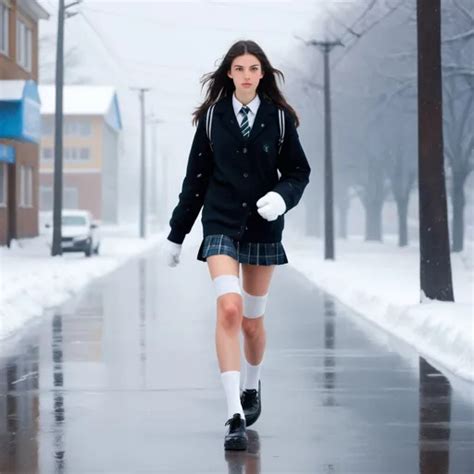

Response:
(38, 0), (327, 224)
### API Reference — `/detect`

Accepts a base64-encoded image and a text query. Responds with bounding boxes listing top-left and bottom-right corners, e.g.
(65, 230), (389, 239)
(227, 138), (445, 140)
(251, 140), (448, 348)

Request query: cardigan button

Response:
(196, 173), (202, 178)
(242, 147), (248, 154)
(243, 172), (248, 178)
(242, 202), (247, 208)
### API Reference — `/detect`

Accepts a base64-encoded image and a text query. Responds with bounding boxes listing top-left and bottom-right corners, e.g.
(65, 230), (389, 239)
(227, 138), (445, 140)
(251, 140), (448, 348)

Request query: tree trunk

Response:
(307, 189), (322, 238)
(451, 173), (465, 252)
(337, 202), (348, 239)
(365, 201), (383, 241)
(397, 198), (409, 247)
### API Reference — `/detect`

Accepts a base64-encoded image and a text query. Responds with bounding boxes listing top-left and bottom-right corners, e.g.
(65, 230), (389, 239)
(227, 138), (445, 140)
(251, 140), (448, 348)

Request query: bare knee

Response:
(217, 297), (242, 332)
(242, 317), (265, 339)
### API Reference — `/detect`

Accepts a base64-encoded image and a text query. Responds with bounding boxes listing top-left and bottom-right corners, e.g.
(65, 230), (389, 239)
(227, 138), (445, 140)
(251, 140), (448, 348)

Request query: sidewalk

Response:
(0, 222), (165, 340)
(284, 229), (474, 382)
(1, 223), (473, 382)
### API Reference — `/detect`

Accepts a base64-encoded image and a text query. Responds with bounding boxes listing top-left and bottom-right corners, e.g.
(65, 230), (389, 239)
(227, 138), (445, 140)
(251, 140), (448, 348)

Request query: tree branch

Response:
(443, 28), (474, 42)
(453, 0), (474, 24)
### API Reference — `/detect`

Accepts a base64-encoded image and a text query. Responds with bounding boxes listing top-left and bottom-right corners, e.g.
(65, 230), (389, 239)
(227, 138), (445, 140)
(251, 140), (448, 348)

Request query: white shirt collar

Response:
(232, 92), (260, 117)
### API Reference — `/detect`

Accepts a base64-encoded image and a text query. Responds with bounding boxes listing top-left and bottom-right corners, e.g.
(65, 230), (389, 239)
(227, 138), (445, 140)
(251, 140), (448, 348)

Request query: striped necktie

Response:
(239, 105), (251, 138)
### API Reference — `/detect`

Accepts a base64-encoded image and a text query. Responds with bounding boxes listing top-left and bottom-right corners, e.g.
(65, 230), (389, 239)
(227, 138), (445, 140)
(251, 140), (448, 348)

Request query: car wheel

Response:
(94, 244), (100, 255)
(84, 242), (93, 257)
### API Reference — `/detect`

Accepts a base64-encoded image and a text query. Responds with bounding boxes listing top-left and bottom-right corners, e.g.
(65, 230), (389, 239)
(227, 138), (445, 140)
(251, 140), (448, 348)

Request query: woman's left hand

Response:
(256, 191), (287, 222)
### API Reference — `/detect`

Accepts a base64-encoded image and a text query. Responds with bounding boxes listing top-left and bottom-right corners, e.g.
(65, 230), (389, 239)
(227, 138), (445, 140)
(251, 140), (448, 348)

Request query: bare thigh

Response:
(207, 256), (276, 295)
(241, 263), (275, 297)
(206, 254), (240, 281)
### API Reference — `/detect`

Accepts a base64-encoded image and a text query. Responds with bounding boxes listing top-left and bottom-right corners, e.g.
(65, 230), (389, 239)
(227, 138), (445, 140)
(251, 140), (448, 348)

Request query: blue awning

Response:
(0, 144), (15, 163)
(0, 80), (41, 143)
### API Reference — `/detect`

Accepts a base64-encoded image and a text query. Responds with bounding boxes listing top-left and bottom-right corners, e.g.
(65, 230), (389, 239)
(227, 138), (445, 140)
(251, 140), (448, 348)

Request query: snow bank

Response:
(285, 231), (474, 382)
(0, 224), (164, 340)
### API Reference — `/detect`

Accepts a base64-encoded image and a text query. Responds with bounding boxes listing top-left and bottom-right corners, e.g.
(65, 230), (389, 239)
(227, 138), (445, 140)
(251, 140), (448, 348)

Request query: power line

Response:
(80, 3), (312, 36)
(78, 10), (129, 83)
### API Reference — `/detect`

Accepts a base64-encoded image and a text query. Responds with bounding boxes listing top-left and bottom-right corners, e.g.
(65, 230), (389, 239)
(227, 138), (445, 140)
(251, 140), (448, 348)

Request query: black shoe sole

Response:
(242, 380), (261, 427)
(224, 436), (248, 450)
(244, 405), (261, 427)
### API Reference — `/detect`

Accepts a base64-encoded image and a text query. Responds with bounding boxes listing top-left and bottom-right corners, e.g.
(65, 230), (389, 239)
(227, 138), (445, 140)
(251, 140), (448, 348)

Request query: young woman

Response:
(161, 39), (311, 451)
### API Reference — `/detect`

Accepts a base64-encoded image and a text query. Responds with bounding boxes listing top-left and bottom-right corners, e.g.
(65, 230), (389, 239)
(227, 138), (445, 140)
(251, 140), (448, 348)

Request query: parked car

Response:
(46, 209), (100, 257)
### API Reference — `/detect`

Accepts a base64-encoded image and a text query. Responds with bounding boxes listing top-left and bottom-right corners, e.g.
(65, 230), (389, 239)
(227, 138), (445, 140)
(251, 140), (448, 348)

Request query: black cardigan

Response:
(167, 93), (311, 245)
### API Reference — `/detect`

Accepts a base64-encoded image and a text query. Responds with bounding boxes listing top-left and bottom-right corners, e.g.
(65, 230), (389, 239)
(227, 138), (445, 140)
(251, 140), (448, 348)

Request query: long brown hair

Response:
(192, 40), (300, 127)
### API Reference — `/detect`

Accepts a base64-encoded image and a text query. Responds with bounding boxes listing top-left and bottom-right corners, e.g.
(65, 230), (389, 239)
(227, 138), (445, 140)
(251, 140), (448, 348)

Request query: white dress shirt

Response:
(232, 92), (261, 130)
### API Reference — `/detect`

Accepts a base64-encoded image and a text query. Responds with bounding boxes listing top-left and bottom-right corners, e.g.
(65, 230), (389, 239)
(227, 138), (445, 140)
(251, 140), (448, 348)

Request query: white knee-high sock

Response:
(244, 358), (262, 390)
(221, 370), (245, 420)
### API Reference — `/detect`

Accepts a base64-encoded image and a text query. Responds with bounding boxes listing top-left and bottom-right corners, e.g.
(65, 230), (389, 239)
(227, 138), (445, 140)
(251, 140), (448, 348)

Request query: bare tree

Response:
(369, 0), (473, 250)
(442, 0), (474, 252)
(386, 122), (417, 246)
(39, 33), (90, 84)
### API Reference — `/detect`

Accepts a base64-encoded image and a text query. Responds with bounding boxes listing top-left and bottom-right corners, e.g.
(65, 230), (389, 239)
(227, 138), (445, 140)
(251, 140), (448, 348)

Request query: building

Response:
(38, 85), (123, 223)
(0, 0), (49, 246)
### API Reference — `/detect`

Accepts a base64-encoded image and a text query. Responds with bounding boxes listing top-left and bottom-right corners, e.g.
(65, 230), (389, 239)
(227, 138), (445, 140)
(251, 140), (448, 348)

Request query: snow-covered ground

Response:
(1, 223), (473, 385)
(0, 222), (164, 341)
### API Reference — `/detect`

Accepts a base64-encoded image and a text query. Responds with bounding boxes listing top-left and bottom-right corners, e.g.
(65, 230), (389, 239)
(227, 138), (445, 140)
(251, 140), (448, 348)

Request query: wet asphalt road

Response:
(0, 247), (473, 474)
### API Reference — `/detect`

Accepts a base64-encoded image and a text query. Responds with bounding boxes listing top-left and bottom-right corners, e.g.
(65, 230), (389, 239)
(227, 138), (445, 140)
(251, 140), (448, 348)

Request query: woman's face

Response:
(227, 53), (264, 96)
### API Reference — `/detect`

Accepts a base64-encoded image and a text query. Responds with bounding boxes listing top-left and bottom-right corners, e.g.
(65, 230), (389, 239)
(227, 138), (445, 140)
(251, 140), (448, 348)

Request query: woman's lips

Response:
(242, 83), (251, 86)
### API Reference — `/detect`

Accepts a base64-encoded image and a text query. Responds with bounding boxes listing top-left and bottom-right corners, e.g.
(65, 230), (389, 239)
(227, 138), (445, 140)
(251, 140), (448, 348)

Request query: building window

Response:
(64, 147), (90, 161)
(16, 18), (32, 71)
(64, 148), (75, 161)
(64, 187), (78, 208)
(42, 147), (53, 160)
(40, 186), (52, 211)
(0, 3), (8, 55)
(40, 186), (78, 210)
(79, 147), (90, 160)
(0, 163), (7, 206)
(64, 119), (92, 137)
(41, 118), (54, 136)
(20, 165), (33, 207)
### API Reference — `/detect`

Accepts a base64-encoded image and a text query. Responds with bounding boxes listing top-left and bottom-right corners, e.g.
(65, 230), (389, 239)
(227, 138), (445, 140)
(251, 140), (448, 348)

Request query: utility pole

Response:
(131, 88), (150, 238)
(51, 0), (81, 256)
(147, 116), (164, 229)
(307, 39), (343, 260)
(416, 0), (454, 301)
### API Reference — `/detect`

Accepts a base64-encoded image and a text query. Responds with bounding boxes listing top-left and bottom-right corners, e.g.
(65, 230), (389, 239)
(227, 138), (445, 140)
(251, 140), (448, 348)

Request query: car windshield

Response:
(62, 215), (87, 226)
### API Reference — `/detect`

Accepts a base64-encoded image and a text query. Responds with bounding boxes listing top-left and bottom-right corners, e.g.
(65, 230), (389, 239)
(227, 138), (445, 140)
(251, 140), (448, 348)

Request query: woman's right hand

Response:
(159, 238), (183, 267)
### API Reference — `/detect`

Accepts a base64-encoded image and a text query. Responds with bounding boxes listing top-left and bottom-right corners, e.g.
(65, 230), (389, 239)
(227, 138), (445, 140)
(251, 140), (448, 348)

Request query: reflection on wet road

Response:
(0, 249), (473, 473)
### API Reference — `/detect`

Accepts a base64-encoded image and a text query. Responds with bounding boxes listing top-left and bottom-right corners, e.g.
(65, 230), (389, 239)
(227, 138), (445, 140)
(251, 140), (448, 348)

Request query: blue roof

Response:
(104, 92), (122, 132)
(0, 80), (42, 143)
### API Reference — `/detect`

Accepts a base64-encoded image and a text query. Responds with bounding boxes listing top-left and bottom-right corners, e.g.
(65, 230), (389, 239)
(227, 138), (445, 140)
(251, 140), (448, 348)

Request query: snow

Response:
(284, 229), (474, 383)
(38, 85), (117, 115)
(0, 223), (163, 341)
(1, 225), (473, 386)
(0, 80), (27, 101)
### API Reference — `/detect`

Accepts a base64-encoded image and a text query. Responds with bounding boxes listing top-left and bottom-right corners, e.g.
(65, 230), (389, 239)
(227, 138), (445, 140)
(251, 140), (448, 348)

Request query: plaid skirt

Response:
(197, 234), (288, 266)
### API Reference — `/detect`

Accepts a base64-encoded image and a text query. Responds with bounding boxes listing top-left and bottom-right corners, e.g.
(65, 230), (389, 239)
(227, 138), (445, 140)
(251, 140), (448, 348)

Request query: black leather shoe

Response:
(240, 380), (261, 427)
(224, 413), (248, 450)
